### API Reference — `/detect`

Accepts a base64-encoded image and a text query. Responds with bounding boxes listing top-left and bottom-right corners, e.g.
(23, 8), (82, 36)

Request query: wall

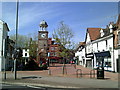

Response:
(92, 34), (118, 72)
(75, 47), (85, 66)
(0, 21), (8, 71)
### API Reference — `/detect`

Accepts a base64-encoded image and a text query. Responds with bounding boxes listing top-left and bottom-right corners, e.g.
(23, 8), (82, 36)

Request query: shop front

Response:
(94, 51), (111, 71)
(85, 53), (94, 68)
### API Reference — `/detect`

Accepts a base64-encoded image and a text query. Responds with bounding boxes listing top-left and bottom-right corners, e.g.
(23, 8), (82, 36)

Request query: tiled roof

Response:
(116, 14), (120, 29)
(87, 28), (101, 41)
(79, 42), (86, 46)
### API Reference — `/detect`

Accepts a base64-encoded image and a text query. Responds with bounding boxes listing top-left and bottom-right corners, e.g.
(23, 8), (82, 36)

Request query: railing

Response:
(90, 69), (96, 78)
(73, 64), (76, 69)
(62, 65), (67, 75)
(76, 69), (82, 78)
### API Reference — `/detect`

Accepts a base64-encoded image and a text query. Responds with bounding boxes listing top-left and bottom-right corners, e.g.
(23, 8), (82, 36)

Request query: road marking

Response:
(26, 85), (46, 89)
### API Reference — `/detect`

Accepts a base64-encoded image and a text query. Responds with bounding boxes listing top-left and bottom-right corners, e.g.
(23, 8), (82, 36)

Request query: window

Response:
(51, 47), (55, 51)
(106, 40), (108, 49)
(118, 32), (120, 45)
(105, 62), (111, 67)
(54, 52), (57, 56)
(97, 43), (98, 50)
(50, 52), (55, 56)
(55, 47), (57, 50)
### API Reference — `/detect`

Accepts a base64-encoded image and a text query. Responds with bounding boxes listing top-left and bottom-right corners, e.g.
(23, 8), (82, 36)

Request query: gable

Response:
(85, 32), (91, 44)
(87, 28), (101, 41)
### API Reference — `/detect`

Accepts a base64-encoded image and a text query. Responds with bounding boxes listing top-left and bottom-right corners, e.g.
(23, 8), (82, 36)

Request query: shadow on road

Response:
(21, 76), (41, 79)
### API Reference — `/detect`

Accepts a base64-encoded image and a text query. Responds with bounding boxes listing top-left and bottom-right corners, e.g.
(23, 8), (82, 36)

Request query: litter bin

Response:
(97, 67), (104, 79)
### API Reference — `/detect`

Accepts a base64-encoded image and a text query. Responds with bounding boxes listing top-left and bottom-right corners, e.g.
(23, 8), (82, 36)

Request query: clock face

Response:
(41, 33), (46, 38)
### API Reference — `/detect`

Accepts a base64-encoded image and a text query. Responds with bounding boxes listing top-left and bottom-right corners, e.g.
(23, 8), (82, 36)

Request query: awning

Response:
(94, 51), (111, 57)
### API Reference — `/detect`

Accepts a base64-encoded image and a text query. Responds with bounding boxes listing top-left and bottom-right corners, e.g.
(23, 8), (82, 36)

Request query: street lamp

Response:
(14, 0), (19, 80)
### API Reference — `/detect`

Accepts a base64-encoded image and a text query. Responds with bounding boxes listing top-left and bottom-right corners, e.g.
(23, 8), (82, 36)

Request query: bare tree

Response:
(52, 21), (75, 64)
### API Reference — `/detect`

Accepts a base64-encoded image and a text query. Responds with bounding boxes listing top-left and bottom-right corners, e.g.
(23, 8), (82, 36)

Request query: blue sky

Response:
(2, 2), (118, 44)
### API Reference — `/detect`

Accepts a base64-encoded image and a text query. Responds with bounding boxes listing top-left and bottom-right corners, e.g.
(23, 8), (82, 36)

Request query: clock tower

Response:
(38, 20), (48, 64)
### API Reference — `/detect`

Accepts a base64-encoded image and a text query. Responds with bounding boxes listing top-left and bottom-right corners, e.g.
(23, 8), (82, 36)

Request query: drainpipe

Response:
(113, 34), (115, 72)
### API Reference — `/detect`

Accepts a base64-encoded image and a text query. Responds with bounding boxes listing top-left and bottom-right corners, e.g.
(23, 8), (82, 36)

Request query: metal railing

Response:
(62, 65), (67, 75)
(90, 69), (96, 78)
(76, 69), (82, 78)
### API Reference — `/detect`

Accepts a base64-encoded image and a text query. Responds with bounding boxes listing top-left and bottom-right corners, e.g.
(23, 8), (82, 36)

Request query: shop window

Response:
(104, 62), (111, 67)
(50, 52), (54, 56)
(51, 47), (55, 51)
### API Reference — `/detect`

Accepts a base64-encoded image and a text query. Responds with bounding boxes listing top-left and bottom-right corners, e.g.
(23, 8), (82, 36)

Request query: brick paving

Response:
(0, 64), (118, 81)
(45, 64), (118, 81)
(0, 64), (119, 88)
(6, 64), (117, 81)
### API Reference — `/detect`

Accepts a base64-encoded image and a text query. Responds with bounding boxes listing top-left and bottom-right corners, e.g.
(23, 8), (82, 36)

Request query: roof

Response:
(79, 42), (85, 46)
(87, 28), (101, 41)
(0, 20), (10, 31)
(116, 14), (120, 29)
(40, 20), (48, 28)
(75, 42), (85, 51)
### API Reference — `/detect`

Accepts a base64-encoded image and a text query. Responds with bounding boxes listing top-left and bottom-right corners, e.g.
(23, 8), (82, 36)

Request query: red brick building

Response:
(48, 38), (62, 63)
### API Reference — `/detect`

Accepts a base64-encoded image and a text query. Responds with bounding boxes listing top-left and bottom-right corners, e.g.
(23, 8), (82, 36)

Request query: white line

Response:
(26, 85), (45, 89)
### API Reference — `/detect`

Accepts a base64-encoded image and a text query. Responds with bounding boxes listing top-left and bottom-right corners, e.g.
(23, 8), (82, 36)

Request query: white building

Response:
(22, 48), (29, 64)
(0, 20), (9, 71)
(115, 14), (120, 73)
(75, 42), (86, 66)
(85, 28), (101, 68)
(85, 23), (119, 72)
(118, 30), (120, 73)
(75, 15), (120, 73)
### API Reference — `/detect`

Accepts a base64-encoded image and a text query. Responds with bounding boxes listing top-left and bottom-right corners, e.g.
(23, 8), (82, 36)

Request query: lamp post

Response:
(14, 0), (19, 80)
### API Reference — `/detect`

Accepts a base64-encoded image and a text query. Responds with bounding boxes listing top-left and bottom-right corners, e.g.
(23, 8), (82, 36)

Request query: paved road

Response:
(2, 75), (118, 88)
(0, 64), (119, 89)
(1, 83), (65, 90)
(1, 83), (119, 90)
(0, 83), (90, 90)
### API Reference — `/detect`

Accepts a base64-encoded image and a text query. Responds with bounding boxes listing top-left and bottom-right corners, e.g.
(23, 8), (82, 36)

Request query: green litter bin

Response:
(97, 67), (104, 79)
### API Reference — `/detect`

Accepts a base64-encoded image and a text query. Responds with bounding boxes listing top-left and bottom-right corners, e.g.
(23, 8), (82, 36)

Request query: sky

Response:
(1, 1), (119, 44)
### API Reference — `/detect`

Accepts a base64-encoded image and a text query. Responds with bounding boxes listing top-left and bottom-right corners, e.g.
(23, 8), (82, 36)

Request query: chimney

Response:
(109, 22), (114, 33)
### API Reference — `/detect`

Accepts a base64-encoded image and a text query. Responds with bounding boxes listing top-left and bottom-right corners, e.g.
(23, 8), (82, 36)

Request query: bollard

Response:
(48, 69), (51, 75)
(90, 70), (95, 78)
(62, 66), (64, 75)
(62, 65), (67, 75)
(74, 64), (76, 69)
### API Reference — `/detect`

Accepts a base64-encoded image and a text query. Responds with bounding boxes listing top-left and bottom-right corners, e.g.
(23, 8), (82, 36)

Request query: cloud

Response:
(18, 3), (64, 30)
(2, 2), (64, 32)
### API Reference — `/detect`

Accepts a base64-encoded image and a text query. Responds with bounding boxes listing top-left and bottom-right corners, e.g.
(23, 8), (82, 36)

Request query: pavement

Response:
(0, 64), (119, 89)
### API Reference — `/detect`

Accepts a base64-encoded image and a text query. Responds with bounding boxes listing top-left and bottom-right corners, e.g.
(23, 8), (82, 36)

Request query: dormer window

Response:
(100, 29), (104, 37)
